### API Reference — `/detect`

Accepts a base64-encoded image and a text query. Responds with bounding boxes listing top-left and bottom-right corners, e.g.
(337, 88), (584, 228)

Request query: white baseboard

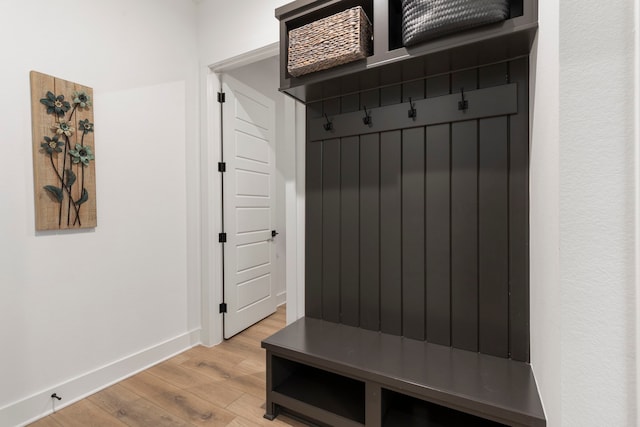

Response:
(1, 329), (201, 427)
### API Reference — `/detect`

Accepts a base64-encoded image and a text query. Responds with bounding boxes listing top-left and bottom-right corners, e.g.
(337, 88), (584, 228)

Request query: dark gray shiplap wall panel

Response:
(451, 69), (478, 93)
(360, 89), (380, 110)
(509, 58), (530, 362)
(403, 62), (427, 82)
(308, 101), (323, 119)
(478, 117), (509, 358)
(426, 75), (450, 98)
(450, 120), (479, 352)
(323, 97), (341, 116)
(381, 85), (402, 107)
(380, 131), (403, 336)
(304, 60), (530, 361)
(341, 94), (360, 114)
(383, 62), (403, 82)
(340, 136), (360, 326)
(425, 124), (451, 346)
(339, 74), (361, 100)
(305, 139), (323, 319)
(359, 133), (380, 331)
(480, 62), (508, 88)
(322, 139), (341, 323)
(402, 79), (425, 103)
(402, 127), (426, 341)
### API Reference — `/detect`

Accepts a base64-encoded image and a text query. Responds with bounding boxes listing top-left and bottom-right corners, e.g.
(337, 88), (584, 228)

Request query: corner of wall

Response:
(529, 0), (561, 423)
(634, 0), (640, 423)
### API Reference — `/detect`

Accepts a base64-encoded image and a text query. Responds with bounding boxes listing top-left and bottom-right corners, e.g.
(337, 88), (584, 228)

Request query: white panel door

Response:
(222, 75), (277, 339)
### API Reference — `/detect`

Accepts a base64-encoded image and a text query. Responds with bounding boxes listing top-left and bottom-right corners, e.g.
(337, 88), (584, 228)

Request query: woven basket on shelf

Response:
(287, 6), (373, 77)
(402, 0), (509, 47)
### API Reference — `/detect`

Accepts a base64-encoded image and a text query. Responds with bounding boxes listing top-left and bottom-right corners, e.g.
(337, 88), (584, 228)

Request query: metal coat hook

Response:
(323, 113), (333, 131)
(408, 97), (417, 120)
(362, 106), (372, 126)
(458, 88), (468, 111)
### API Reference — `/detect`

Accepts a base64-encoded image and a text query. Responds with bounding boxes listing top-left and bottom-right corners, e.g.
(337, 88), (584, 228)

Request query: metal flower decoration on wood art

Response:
(72, 91), (92, 109)
(37, 87), (95, 227)
(40, 91), (70, 117)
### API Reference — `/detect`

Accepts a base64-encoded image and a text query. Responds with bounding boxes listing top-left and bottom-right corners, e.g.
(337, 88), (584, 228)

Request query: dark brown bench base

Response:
(262, 317), (545, 427)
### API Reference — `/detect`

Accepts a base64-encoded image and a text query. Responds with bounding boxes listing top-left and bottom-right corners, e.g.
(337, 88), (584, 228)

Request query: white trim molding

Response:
(209, 43), (279, 73)
(0, 330), (200, 427)
(200, 43), (304, 344)
(635, 0), (640, 422)
(200, 69), (224, 347)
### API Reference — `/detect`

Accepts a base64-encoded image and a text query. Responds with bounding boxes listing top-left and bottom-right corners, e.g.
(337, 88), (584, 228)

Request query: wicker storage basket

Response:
(402, 0), (509, 47)
(287, 6), (372, 77)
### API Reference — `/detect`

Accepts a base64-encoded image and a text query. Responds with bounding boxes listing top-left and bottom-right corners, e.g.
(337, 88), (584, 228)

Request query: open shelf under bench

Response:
(262, 317), (545, 427)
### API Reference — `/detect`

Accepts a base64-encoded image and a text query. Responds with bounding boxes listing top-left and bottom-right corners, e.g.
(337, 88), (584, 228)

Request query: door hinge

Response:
(218, 232), (227, 243)
(218, 162), (226, 172)
(219, 303), (227, 313)
(217, 92), (226, 103)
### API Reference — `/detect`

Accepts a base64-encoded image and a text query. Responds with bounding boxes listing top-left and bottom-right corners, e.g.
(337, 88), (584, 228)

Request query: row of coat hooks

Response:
(322, 88), (470, 132)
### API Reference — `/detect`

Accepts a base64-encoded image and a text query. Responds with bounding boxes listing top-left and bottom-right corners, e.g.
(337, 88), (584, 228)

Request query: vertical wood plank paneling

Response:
(305, 62), (529, 360)
(380, 63), (402, 107)
(339, 74), (361, 102)
(426, 75), (450, 98)
(322, 139), (341, 323)
(360, 133), (380, 331)
(451, 120), (479, 352)
(479, 63), (508, 88)
(307, 101), (323, 119)
(305, 139), (323, 319)
(402, 79), (425, 103)
(341, 94), (360, 114)
(451, 69), (478, 94)
(341, 136), (360, 326)
(380, 85), (402, 106)
(425, 124), (451, 346)
(508, 58), (530, 362)
(360, 89), (380, 111)
(380, 67), (402, 107)
(478, 117), (509, 358)
(323, 97), (341, 117)
(402, 127), (426, 340)
(307, 101), (324, 144)
(380, 131), (403, 335)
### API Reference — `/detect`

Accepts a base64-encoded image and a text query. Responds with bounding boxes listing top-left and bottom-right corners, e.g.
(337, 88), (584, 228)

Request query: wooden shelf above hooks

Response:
(275, 0), (537, 103)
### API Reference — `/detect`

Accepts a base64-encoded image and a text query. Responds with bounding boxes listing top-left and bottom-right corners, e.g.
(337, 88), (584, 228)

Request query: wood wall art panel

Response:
(30, 71), (97, 230)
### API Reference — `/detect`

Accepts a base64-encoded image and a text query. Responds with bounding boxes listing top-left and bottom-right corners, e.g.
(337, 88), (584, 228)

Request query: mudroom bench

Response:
(262, 317), (545, 427)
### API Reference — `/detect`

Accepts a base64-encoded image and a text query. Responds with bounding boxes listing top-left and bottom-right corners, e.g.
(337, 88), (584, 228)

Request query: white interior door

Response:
(222, 74), (277, 339)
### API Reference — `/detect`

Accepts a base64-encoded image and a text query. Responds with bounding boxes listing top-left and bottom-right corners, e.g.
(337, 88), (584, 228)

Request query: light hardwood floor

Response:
(29, 306), (307, 427)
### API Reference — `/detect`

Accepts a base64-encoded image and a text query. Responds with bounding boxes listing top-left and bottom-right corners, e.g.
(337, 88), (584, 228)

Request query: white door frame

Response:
(200, 42), (305, 346)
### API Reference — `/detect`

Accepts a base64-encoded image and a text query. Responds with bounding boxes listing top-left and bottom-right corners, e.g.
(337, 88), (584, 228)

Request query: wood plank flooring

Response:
(29, 306), (307, 427)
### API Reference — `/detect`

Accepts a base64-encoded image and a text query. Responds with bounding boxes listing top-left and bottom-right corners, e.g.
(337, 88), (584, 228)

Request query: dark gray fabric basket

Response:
(402, 0), (510, 46)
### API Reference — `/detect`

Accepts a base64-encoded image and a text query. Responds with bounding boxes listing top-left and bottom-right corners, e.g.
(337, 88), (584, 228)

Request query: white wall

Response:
(226, 56), (288, 306)
(0, 1), (200, 425)
(196, 0), (295, 344)
(529, 0), (561, 424)
(531, 0), (638, 425)
(197, 0), (290, 67)
(558, 0), (636, 424)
